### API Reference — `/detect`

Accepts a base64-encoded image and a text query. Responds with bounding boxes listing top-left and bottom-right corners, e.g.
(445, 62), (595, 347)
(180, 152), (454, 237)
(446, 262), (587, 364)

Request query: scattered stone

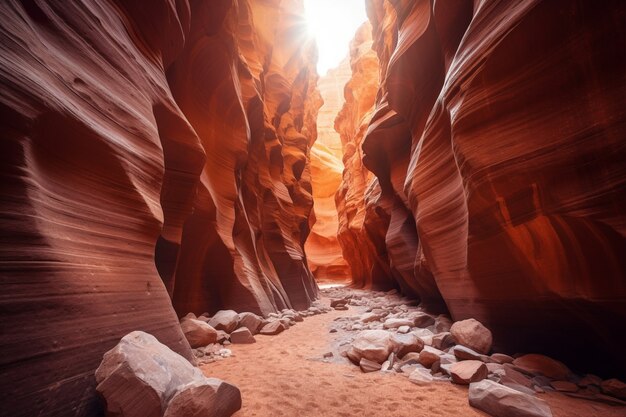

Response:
(259, 321), (286, 335)
(418, 346), (444, 368)
(334, 305), (349, 310)
(393, 333), (424, 358)
(230, 327), (256, 344)
(409, 368), (434, 385)
(383, 318), (414, 329)
(432, 332), (456, 350)
(453, 345), (489, 362)
(410, 312), (435, 328)
(215, 330), (229, 344)
(434, 315), (453, 333)
(360, 358), (382, 373)
(208, 310), (239, 333)
(501, 364), (534, 389)
(348, 330), (397, 364)
(360, 312), (382, 323)
(330, 298), (348, 308)
(413, 328), (434, 339)
(450, 360), (488, 385)
(512, 354), (571, 380)
(450, 318), (492, 354)
(181, 319), (218, 348)
(468, 379), (553, 417)
(323, 352), (333, 359)
(550, 380), (578, 393)
(491, 353), (514, 364)
(600, 378), (626, 400)
(237, 312), (264, 334)
(96, 331), (241, 417)
(397, 325), (410, 334)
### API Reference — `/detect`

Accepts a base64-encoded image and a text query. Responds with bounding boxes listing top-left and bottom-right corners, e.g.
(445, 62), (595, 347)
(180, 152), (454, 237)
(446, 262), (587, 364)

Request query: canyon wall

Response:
(305, 59), (351, 283)
(0, 0), (319, 415)
(340, 0), (626, 376)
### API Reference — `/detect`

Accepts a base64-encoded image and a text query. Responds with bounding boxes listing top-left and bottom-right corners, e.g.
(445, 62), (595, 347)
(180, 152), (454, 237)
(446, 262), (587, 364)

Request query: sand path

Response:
(201, 297), (625, 417)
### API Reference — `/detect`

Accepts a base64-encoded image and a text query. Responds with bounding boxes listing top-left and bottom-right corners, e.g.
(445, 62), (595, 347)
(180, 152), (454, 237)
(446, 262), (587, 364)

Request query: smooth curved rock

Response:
(512, 354), (571, 380)
(181, 319), (219, 348)
(450, 319), (493, 354)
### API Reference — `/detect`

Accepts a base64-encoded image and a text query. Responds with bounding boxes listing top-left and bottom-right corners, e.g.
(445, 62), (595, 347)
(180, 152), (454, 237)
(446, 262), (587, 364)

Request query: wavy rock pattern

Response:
(305, 59), (351, 283)
(347, 0), (626, 376)
(0, 0), (319, 415)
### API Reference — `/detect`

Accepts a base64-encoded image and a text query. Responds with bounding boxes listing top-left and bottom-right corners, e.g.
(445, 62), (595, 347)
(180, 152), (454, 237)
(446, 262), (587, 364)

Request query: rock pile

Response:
(181, 301), (332, 365)
(96, 331), (241, 417)
(323, 288), (626, 415)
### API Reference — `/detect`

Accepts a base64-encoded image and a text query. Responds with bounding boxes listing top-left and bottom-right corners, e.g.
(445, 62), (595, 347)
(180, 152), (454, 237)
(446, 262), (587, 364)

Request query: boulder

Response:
(348, 330), (397, 364)
(237, 312), (264, 334)
(468, 379), (553, 417)
(450, 360), (488, 385)
(163, 379), (242, 417)
(450, 319), (493, 354)
(512, 354), (571, 379)
(229, 327), (256, 344)
(418, 346), (444, 368)
(208, 310), (239, 333)
(181, 319), (218, 348)
(432, 332), (455, 350)
(601, 378), (626, 400)
(95, 331), (241, 417)
(259, 321), (286, 335)
(393, 333), (424, 358)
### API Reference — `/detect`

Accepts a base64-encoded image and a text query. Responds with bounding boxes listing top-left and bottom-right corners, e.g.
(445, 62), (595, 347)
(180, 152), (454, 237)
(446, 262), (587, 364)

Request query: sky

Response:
(303, 0), (368, 75)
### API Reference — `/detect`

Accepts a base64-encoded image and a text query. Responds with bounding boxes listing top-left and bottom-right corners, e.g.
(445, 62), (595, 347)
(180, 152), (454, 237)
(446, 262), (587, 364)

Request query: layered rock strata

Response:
(0, 0), (319, 415)
(341, 0), (626, 376)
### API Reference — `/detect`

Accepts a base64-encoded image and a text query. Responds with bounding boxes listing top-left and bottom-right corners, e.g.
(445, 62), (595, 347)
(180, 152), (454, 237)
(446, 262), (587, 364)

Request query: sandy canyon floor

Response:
(200, 291), (625, 417)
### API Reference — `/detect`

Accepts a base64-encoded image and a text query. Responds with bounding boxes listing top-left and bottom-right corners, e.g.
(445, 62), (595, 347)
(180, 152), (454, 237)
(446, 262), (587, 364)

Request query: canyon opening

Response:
(0, 1), (625, 417)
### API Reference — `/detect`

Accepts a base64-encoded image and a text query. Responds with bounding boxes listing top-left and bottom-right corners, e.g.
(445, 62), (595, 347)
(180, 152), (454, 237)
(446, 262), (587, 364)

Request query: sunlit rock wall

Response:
(357, 0), (626, 376)
(0, 0), (319, 415)
(305, 59), (351, 283)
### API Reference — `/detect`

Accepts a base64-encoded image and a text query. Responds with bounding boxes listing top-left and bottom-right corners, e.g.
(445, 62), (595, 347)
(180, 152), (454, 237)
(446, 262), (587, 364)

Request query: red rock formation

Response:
(0, 0), (319, 415)
(354, 0), (626, 376)
(305, 59), (351, 283)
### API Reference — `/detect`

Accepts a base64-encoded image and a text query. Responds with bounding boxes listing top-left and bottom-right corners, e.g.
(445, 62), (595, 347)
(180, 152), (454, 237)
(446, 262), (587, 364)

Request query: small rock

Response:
(237, 312), (264, 334)
(469, 379), (553, 417)
(432, 332), (456, 350)
(453, 345), (489, 362)
(215, 330), (229, 344)
(334, 305), (349, 310)
(348, 330), (398, 364)
(418, 346), (443, 368)
(512, 354), (571, 380)
(434, 315), (452, 333)
(397, 326), (410, 334)
(180, 319), (218, 348)
(490, 353), (514, 364)
(383, 318), (414, 329)
(450, 318), (492, 354)
(393, 333), (424, 358)
(360, 358), (382, 373)
(550, 380), (579, 393)
(409, 368), (434, 385)
(259, 321), (286, 335)
(411, 312), (435, 328)
(601, 378), (626, 400)
(360, 312), (382, 323)
(230, 327), (256, 344)
(208, 310), (239, 333)
(450, 360), (488, 385)
(323, 352), (333, 359)
(330, 298), (348, 308)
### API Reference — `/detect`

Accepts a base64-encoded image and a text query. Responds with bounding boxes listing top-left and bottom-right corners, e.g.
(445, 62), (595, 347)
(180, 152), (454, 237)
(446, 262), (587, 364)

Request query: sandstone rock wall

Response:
(345, 0), (626, 376)
(0, 0), (319, 415)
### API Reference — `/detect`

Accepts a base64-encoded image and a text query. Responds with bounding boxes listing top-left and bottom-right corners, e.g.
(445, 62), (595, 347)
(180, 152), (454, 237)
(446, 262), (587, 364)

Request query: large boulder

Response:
(512, 354), (571, 379)
(95, 331), (241, 417)
(468, 380), (553, 417)
(163, 379), (242, 417)
(208, 310), (239, 333)
(237, 312), (264, 334)
(450, 319), (493, 354)
(348, 330), (397, 364)
(180, 319), (218, 348)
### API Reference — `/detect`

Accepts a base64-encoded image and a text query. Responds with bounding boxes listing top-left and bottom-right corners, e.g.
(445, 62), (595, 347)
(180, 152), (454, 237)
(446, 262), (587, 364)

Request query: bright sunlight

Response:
(304, 0), (368, 75)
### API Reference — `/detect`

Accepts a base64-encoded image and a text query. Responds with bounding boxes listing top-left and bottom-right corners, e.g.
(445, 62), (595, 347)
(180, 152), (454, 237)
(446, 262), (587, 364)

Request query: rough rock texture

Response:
(0, 1), (319, 415)
(95, 332), (241, 417)
(469, 380), (553, 417)
(340, 0), (626, 375)
(180, 319), (219, 348)
(304, 59), (351, 283)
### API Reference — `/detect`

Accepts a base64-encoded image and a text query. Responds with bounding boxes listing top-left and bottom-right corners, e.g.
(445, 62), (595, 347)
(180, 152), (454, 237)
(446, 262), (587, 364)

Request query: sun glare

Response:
(304, 0), (368, 75)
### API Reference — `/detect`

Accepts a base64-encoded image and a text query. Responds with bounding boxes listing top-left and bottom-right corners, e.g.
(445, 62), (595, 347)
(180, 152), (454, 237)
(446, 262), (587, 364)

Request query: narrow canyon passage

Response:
(0, 1), (625, 417)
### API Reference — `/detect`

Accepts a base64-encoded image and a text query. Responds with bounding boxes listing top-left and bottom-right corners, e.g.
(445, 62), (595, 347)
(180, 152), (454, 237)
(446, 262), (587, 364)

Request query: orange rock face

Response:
(305, 59), (351, 283)
(346, 0), (626, 376)
(0, 0), (319, 415)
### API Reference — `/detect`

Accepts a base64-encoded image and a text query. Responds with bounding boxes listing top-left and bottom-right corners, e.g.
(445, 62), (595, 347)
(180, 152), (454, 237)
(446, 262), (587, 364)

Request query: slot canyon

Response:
(0, 0), (625, 416)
